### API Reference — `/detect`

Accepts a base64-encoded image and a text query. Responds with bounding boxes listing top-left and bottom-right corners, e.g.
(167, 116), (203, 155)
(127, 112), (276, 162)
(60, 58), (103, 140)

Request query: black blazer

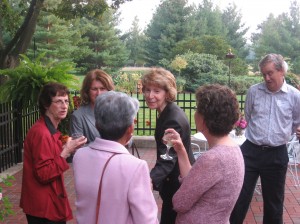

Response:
(150, 102), (195, 192)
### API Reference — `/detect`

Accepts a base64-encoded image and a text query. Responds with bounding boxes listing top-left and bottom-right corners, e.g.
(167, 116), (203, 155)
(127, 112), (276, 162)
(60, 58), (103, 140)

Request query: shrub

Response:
(0, 53), (79, 105)
(0, 175), (15, 221)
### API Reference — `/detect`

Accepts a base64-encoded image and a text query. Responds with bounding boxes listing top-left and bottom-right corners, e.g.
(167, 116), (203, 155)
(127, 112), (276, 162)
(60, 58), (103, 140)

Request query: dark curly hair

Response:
(38, 82), (69, 116)
(195, 84), (240, 136)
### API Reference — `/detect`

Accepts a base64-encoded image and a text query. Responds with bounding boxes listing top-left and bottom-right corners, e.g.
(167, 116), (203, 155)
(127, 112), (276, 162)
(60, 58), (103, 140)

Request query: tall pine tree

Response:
(123, 16), (147, 66)
(144, 0), (192, 66)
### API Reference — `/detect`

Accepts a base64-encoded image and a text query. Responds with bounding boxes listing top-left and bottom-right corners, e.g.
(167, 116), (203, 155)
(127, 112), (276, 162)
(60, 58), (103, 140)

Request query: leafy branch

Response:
(0, 175), (15, 221)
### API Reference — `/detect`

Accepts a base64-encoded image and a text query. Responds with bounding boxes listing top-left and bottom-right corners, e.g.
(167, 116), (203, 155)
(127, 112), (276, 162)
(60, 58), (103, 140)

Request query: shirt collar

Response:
(44, 115), (58, 135)
(259, 80), (288, 93)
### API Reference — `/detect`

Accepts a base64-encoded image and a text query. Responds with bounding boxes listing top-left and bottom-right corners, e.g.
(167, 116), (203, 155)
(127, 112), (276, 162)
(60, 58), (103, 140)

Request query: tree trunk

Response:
(0, 0), (44, 69)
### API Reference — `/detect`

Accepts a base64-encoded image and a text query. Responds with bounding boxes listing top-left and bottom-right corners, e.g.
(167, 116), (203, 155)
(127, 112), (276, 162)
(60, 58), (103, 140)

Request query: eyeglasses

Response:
(52, 99), (70, 105)
(90, 87), (107, 92)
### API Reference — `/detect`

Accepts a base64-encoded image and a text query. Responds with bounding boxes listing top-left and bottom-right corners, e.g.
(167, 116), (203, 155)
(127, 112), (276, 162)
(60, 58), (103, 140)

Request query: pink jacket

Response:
(73, 138), (158, 224)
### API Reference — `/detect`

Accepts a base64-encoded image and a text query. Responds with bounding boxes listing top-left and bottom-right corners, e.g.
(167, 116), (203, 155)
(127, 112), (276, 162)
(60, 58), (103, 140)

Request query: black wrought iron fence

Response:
(0, 101), (39, 172)
(0, 92), (245, 173)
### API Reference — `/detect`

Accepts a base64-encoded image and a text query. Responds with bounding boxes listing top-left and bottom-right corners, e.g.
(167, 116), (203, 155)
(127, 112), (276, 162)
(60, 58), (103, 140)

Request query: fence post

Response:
(14, 101), (23, 163)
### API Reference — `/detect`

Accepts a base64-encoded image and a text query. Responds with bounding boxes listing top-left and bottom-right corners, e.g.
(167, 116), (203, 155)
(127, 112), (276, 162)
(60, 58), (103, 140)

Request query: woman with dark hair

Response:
(20, 82), (86, 224)
(141, 67), (195, 224)
(70, 69), (114, 143)
(169, 84), (245, 224)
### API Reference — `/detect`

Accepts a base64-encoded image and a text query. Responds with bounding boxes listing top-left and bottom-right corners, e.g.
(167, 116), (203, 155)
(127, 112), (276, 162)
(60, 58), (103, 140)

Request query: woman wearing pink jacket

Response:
(73, 91), (158, 224)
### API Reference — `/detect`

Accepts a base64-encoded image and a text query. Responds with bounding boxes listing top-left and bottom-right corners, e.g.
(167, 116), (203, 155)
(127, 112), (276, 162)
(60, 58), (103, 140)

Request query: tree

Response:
(144, 0), (192, 65)
(0, 0), (131, 69)
(77, 9), (129, 72)
(123, 16), (147, 66)
(252, 1), (300, 74)
(221, 3), (249, 59)
(171, 37), (203, 56)
(188, 0), (227, 38)
(180, 52), (228, 91)
(199, 35), (231, 59)
(26, 12), (91, 63)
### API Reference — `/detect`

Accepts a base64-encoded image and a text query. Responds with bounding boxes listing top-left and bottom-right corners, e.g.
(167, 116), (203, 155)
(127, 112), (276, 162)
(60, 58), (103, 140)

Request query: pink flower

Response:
(0, 192), (2, 201)
(234, 117), (247, 130)
(239, 119), (247, 129)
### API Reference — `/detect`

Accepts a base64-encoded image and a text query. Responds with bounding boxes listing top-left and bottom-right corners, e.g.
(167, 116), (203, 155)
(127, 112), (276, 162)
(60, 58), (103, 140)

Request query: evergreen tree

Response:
(222, 3), (249, 59)
(189, 0), (225, 37)
(0, 0), (131, 69)
(124, 16), (147, 66)
(144, 0), (192, 66)
(26, 13), (91, 63)
(252, 1), (300, 74)
(77, 9), (129, 72)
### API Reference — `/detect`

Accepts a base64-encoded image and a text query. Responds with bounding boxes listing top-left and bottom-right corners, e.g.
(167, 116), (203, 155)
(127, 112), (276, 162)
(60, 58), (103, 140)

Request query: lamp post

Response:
(225, 49), (235, 87)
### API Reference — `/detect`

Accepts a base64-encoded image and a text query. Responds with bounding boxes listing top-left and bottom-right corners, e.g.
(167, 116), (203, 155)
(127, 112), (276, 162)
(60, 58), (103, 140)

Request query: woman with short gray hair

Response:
(73, 91), (158, 224)
(94, 91), (139, 141)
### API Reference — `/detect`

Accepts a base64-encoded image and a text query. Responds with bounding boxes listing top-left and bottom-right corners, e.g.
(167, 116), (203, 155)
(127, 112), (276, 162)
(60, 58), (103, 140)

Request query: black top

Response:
(150, 102), (195, 191)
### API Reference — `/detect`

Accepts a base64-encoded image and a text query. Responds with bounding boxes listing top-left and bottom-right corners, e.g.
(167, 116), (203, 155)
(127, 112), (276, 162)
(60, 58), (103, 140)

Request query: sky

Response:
(117, 0), (298, 40)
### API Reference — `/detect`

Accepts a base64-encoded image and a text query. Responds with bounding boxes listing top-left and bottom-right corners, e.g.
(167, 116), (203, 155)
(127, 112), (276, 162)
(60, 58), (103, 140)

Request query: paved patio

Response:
(1, 146), (300, 224)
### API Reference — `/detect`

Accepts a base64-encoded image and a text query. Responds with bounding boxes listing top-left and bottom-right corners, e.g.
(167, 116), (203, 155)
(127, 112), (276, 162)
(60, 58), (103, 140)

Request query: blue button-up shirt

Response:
(245, 81), (300, 146)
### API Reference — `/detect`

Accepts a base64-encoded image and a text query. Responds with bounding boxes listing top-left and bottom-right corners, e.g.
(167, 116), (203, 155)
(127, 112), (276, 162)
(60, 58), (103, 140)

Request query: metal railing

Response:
(0, 101), (39, 172)
(0, 92), (245, 172)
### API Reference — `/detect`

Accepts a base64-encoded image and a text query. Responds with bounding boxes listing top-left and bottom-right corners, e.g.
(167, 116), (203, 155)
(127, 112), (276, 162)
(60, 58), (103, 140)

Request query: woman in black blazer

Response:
(142, 67), (195, 224)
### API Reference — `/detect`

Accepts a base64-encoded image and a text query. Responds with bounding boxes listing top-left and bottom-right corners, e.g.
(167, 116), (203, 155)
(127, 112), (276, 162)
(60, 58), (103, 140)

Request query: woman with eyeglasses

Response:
(70, 69), (115, 145)
(20, 82), (87, 224)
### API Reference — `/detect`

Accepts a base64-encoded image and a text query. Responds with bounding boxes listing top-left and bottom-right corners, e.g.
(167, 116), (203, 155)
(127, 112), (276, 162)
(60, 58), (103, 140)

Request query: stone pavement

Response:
(1, 147), (300, 224)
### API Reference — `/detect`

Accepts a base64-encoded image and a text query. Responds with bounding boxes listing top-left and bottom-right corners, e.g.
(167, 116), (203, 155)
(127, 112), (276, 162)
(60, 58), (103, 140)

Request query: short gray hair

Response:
(259, 53), (288, 75)
(94, 91), (139, 141)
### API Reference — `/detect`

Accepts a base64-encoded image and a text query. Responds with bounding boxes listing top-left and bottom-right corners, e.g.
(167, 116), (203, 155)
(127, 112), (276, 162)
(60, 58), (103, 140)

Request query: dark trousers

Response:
(26, 214), (66, 224)
(230, 140), (288, 224)
(159, 178), (180, 224)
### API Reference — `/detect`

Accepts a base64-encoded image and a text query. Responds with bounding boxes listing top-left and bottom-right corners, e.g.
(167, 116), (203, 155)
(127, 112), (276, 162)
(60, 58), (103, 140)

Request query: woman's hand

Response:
(164, 128), (185, 155)
(61, 136), (87, 158)
(165, 128), (192, 178)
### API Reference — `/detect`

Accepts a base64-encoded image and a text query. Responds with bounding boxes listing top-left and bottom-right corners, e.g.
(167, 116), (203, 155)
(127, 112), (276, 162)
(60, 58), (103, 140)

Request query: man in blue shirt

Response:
(230, 54), (300, 224)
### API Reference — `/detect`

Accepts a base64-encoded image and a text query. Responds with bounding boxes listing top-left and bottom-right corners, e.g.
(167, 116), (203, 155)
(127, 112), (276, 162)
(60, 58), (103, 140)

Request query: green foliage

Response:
(252, 1), (300, 73)
(229, 57), (249, 76)
(113, 72), (142, 93)
(144, 0), (192, 65)
(0, 0), (26, 38)
(26, 13), (92, 64)
(0, 0), (132, 69)
(189, 0), (226, 37)
(0, 175), (15, 221)
(171, 38), (204, 56)
(180, 53), (228, 91)
(230, 76), (262, 94)
(286, 72), (300, 89)
(123, 16), (147, 66)
(199, 35), (231, 59)
(170, 56), (188, 72)
(172, 52), (258, 93)
(0, 53), (79, 105)
(77, 10), (129, 72)
(221, 3), (249, 58)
